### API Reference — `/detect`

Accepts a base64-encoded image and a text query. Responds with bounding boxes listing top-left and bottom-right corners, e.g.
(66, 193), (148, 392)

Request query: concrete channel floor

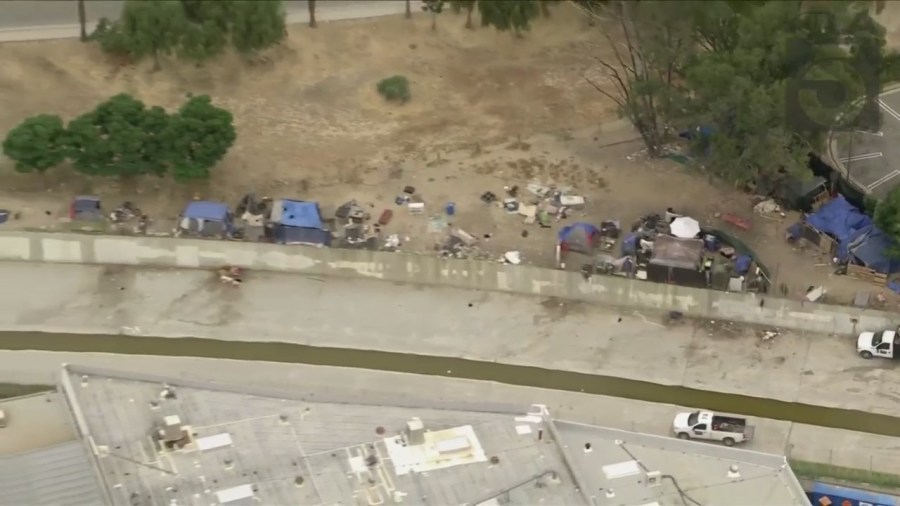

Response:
(0, 351), (896, 476)
(0, 261), (899, 418)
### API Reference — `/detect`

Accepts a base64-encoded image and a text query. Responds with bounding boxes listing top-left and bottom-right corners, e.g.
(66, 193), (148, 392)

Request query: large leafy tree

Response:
(163, 95), (236, 181)
(874, 186), (900, 257)
(93, 0), (286, 64)
(115, 0), (186, 70)
(450, 0), (476, 29)
(588, 0), (890, 191)
(66, 94), (171, 178)
(229, 1), (286, 54)
(1, 114), (69, 173)
(479, 0), (540, 35)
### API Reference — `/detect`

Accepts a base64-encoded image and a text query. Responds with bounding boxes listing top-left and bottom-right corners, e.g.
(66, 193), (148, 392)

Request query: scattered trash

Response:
(427, 214), (447, 233)
(761, 330), (779, 341)
(451, 228), (478, 246)
(481, 191), (498, 204)
(504, 251), (522, 265)
(403, 185), (416, 194)
(503, 198), (519, 213)
(805, 285), (826, 302)
(384, 234), (401, 249)
(408, 202), (425, 214)
(753, 199), (780, 215)
(445, 202), (456, 216)
(377, 209), (394, 226)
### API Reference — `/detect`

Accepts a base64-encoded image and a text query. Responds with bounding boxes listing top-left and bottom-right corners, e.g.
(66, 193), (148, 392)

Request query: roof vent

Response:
(81, 375), (89, 388)
(645, 471), (662, 488)
(605, 489), (615, 499)
(727, 465), (741, 479)
(160, 385), (177, 400)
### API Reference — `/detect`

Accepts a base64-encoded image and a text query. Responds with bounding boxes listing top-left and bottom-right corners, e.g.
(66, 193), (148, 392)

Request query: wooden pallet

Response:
(847, 264), (888, 286)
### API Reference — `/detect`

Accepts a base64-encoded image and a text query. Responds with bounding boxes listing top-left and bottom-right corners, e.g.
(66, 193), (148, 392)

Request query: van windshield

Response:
(687, 411), (699, 426)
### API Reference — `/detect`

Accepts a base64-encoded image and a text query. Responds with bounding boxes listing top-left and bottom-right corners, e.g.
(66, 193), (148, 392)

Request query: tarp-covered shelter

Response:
(270, 199), (332, 246)
(647, 235), (707, 287)
(846, 226), (900, 274)
(178, 201), (233, 237)
(558, 222), (601, 254)
(650, 235), (704, 269)
(804, 195), (872, 245)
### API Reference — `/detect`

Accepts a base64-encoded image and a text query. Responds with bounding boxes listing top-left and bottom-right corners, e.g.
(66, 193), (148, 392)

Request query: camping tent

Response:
(270, 199), (331, 246)
(558, 222), (601, 254)
(178, 201), (233, 237)
(805, 195), (871, 244)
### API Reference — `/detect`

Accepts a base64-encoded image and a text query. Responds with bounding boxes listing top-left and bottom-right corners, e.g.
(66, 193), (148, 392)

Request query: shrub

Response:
(376, 75), (411, 104)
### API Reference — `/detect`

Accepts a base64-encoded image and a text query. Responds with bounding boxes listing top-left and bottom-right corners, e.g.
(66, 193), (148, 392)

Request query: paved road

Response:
(0, 261), (898, 418)
(0, 0), (407, 42)
(1, 350), (896, 474)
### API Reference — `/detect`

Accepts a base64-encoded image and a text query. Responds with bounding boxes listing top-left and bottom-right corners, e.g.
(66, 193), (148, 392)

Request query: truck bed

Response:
(712, 416), (747, 433)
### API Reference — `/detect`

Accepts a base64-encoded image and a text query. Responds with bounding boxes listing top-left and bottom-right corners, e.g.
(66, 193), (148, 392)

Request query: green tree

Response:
(423, 0), (445, 31)
(66, 94), (171, 178)
(874, 186), (900, 257)
(308, 0), (317, 28)
(115, 0), (186, 70)
(586, 0), (890, 192)
(163, 95), (236, 181)
(450, 0), (476, 29)
(229, 0), (286, 54)
(478, 0), (540, 35)
(585, 0), (693, 156)
(1, 114), (69, 173)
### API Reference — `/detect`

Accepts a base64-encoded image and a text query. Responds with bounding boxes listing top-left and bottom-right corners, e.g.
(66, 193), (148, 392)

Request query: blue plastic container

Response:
(0, 210), (8, 225)
(445, 202), (456, 216)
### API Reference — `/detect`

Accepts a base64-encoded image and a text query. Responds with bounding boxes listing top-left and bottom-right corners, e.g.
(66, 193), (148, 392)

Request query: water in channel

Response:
(1, 331), (899, 437)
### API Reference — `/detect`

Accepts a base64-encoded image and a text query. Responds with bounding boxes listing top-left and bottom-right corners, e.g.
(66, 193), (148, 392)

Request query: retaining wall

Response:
(0, 231), (894, 335)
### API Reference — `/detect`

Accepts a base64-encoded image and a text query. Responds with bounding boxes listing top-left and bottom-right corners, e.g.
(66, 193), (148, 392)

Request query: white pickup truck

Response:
(857, 329), (900, 359)
(672, 410), (754, 446)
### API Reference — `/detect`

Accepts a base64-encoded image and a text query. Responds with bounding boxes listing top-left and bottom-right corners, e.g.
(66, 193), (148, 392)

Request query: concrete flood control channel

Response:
(4, 332), (900, 438)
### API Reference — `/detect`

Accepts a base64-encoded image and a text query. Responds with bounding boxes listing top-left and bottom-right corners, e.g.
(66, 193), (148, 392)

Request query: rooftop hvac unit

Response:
(645, 471), (662, 488)
(406, 418), (426, 446)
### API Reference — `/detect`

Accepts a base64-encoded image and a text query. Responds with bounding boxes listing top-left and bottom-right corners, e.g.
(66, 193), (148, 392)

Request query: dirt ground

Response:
(0, 4), (897, 308)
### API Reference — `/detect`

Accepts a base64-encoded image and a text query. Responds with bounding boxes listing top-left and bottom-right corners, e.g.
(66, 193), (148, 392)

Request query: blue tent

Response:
(178, 201), (233, 237)
(279, 200), (324, 229)
(183, 201), (230, 221)
(558, 222), (601, 254)
(805, 195), (872, 244)
(272, 199), (331, 246)
(847, 225), (900, 274)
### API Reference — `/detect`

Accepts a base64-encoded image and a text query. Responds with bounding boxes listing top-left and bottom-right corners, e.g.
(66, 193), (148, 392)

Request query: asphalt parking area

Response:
(834, 87), (900, 199)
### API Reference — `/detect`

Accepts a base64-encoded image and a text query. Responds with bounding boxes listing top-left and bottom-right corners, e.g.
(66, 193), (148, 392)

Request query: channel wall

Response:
(0, 231), (895, 335)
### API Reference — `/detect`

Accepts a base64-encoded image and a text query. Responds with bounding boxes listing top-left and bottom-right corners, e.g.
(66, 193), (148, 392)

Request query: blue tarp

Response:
(558, 222), (601, 253)
(182, 201), (230, 221)
(809, 481), (898, 506)
(278, 200), (324, 229)
(847, 225), (900, 274)
(805, 195), (872, 244)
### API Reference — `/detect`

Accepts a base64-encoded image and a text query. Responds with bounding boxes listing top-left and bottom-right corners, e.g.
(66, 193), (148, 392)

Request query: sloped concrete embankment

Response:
(0, 231), (893, 335)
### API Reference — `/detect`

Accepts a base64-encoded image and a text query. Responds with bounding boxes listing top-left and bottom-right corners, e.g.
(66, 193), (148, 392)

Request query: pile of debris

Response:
(439, 228), (492, 260)
(482, 180), (586, 228)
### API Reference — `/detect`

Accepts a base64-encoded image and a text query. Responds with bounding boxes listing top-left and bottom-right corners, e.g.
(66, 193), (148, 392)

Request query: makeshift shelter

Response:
(805, 195), (871, 243)
(846, 226), (900, 275)
(647, 235), (707, 287)
(269, 199), (331, 247)
(177, 201), (233, 238)
(558, 222), (601, 254)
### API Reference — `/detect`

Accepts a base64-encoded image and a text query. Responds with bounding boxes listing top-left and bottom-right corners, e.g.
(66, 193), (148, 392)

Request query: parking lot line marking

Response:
(840, 152), (883, 163)
(878, 99), (900, 122)
(866, 169), (900, 191)
(855, 130), (884, 136)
